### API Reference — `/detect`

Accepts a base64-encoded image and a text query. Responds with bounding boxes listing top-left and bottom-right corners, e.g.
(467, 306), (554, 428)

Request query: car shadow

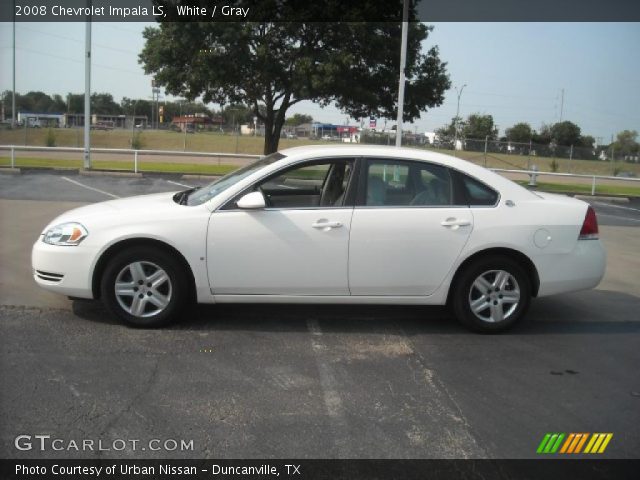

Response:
(71, 289), (640, 336)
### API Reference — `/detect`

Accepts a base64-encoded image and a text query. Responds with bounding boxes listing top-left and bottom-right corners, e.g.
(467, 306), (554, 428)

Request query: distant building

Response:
(17, 112), (64, 128)
(17, 112), (149, 129)
(171, 114), (222, 132)
(295, 122), (358, 139)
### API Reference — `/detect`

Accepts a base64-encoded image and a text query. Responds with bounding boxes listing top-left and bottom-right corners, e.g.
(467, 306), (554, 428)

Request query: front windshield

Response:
(186, 152), (285, 206)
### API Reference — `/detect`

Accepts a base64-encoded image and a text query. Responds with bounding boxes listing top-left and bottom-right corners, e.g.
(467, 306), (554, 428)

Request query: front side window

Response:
(186, 152), (285, 206)
(255, 159), (355, 209)
(364, 159), (457, 207)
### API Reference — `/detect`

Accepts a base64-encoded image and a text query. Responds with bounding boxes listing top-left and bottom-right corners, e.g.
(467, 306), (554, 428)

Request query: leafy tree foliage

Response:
(505, 122), (533, 143)
(139, 11), (450, 153)
(463, 113), (498, 140)
(66, 93), (85, 113)
(550, 120), (581, 146)
(613, 130), (639, 156)
(1, 90), (65, 116)
(90, 93), (122, 115)
(285, 114), (314, 126)
(532, 123), (552, 145)
(220, 104), (255, 126)
(578, 135), (596, 149)
(434, 118), (457, 144)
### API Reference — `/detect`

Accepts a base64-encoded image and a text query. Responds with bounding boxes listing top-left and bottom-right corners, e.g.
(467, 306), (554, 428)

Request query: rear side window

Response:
(363, 159), (460, 207)
(459, 174), (499, 206)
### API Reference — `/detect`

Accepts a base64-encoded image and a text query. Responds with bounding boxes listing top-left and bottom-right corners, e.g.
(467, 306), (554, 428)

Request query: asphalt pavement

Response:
(0, 171), (638, 460)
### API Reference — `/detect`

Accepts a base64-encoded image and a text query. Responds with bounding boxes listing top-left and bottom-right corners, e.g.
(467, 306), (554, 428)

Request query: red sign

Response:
(369, 117), (376, 128)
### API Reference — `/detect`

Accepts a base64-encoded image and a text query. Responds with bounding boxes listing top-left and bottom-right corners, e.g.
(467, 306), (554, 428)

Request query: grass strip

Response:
(0, 157), (238, 175)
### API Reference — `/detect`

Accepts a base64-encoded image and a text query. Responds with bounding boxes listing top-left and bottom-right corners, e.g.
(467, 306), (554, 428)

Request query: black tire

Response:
(451, 255), (531, 333)
(100, 246), (190, 327)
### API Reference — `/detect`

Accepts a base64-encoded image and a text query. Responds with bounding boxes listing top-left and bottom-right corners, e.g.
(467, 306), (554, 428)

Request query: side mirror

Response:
(236, 191), (266, 209)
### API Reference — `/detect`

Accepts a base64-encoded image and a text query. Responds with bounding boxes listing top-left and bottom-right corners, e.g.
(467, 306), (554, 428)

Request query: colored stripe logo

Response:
(537, 433), (612, 454)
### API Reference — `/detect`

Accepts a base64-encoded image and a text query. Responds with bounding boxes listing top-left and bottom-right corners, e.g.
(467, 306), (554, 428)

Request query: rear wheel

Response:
(101, 247), (189, 327)
(452, 255), (531, 333)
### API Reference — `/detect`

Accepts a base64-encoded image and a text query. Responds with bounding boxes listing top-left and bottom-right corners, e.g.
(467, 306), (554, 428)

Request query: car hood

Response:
(41, 191), (180, 232)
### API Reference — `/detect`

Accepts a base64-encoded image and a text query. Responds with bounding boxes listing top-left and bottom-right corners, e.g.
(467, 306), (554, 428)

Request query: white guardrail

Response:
(1, 145), (639, 196)
(0, 145), (261, 173)
(490, 167), (640, 196)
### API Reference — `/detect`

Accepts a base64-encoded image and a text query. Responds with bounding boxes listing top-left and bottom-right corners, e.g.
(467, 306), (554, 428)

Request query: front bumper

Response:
(31, 237), (97, 299)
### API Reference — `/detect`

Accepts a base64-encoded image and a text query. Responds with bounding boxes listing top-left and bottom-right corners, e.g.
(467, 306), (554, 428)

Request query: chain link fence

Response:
(356, 132), (639, 178)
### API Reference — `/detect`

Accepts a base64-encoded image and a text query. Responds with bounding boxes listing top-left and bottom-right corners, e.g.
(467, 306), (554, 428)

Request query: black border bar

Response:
(2, 0), (640, 22)
(2, 459), (640, 480)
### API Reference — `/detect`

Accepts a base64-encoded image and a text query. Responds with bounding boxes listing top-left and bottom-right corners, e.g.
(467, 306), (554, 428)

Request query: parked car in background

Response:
(91, 121), (114, 131)
(32, 145), (605, 332)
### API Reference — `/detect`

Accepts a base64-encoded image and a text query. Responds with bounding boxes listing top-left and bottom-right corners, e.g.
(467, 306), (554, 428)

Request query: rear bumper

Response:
(536, 239), (606, 297)
(31, 238), (96, 299)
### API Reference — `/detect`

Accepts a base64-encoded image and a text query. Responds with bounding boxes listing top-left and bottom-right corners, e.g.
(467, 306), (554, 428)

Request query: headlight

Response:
(43, 222), (88, 246)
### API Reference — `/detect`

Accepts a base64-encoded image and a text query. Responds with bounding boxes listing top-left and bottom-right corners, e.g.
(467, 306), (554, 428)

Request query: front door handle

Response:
(312, 220), (343, 230)
(441, 218), (471, 229)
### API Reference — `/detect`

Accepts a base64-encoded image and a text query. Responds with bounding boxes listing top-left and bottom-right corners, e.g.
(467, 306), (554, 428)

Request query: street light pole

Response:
(12, 1), (17, 126)
(83, 3), (92, 169)
(453, 83), (467, 149)
(130, 99), (138, 146)
(395, 0), (409, 148)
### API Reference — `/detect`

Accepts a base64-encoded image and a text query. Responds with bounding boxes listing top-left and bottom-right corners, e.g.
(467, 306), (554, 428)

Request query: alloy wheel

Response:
(114, 261), (173, 318)
(468, 269), (521, 323)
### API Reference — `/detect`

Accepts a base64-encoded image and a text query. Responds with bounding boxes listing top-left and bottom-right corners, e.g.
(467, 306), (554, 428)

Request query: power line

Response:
(16, 25), (139, 56)
(15, 46), (144, 76)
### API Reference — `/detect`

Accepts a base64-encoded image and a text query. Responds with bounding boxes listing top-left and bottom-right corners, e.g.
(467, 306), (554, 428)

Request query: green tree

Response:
(91, 93), (122, 114)
(67, 93), (84, 113)
(613, 130), (639, 156)
(505, 122), (533, 143)
(463, 113), (498, 140)
(140, 10), (450, 154)
(550, 120), (581, 146)
(121, 97), (152, 120)
(285, 113), (313, 126)
(435, 118), (458, 142)
(220, 103), (255, 126)
(578, 135), (595, 149)
(50, 94), (66, 113)
(532, 124), (551, 145)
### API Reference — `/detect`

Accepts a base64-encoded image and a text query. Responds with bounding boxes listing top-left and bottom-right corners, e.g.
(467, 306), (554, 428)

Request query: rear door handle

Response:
(312, 220), (343, 230)
(441, 218), (471, 229)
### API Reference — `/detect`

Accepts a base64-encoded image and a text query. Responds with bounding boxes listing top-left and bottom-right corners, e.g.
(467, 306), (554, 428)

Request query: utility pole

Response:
(12, 1), (17, 127)
(395, 0), (409, 147)
(83, 2), (92, 169)
(559, 88), (564, 122)
(453, 84), (467, 149)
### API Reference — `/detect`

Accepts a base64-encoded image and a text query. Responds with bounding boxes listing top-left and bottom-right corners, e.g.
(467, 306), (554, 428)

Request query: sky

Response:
(0, 21), (638, 142)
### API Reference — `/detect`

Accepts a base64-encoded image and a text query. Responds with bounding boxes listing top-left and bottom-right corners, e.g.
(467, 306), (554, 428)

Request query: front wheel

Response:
(101, 247), (189, 327)
(452, 256), (531, 333)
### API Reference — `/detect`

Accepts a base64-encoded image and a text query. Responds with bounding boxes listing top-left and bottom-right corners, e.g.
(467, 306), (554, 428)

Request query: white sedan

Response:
(32, 145), (605, 332)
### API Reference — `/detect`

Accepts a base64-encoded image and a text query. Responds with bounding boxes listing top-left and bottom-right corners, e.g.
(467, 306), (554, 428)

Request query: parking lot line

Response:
(61, 176), (120, 199)
(593, 201), (640, 213)
(166, 180), (194, 189)
(306, 318), (352, 457)
(599, 213), (640, 223)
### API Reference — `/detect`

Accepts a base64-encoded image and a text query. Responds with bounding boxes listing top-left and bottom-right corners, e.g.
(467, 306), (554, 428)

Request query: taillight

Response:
(579, 206), (599, 240)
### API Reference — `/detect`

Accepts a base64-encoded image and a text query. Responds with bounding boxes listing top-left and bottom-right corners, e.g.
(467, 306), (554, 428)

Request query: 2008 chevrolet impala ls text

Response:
(32, 146), (605, 332)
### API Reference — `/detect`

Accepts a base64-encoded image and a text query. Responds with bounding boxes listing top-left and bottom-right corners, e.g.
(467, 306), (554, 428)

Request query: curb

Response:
(0, 167), (21, 174)
(79, 169), (142, 178)
(575, 195), (631, 204)
(181, 174), (222, 181)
